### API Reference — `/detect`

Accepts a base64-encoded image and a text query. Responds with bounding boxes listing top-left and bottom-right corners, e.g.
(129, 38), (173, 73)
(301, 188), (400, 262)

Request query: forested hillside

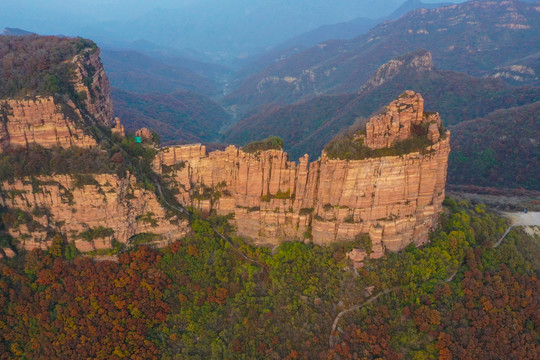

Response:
(449, 102), (540, 190)
(224, 0), (540, 110)
(0, 201), (537, 358)
(0, 35), (96, 99)
(112, 89), (232, 144)
(225, 50), (540, 161)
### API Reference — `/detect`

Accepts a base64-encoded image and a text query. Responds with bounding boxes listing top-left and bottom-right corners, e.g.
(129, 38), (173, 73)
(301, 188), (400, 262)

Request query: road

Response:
(503, 212), (540, 227)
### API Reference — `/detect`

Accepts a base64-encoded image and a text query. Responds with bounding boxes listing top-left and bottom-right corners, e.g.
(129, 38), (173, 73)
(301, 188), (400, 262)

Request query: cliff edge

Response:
(155, 91), (450, 252)
(0, 36), (188, 253)
(0, 37), (114, 151)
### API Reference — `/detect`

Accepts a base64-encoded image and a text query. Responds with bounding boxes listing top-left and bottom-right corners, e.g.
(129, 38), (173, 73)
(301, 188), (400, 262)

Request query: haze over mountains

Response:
(225, 0), (540, 111)
(225, 49), (540, 158)
(2, 0), (539, 192)
(1, 0), (458, 59)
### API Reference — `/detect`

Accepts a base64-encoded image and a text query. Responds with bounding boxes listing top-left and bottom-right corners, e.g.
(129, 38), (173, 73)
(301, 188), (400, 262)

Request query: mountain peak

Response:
(359, 49), (433, 93)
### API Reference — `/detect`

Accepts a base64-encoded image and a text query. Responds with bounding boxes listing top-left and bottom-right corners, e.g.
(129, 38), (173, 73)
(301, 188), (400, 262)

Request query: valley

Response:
(0, 1), (538, 359)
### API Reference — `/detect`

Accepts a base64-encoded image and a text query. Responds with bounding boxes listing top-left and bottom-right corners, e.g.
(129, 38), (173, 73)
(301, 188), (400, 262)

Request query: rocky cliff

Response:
(155, 92), (450, 252)
(362, 90), (442, 149)
(0, 173), (189, 252)
(0, 47), (114, 150)
(0, 97), (98, 149)
(0, 37), (188, 253)
(71, 48), (115, 127)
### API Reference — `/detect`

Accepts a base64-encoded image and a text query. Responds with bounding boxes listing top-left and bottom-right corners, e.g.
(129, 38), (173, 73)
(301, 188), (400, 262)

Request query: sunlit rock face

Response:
(155, 92), (450, 252)
(1, 174), (190, 252)
(0, 48), (114, 151)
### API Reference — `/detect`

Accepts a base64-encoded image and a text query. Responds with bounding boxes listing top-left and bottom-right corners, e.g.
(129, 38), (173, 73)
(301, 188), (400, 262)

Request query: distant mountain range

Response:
(276, 0), (452, 50)
(80, 0), (411, 57)
(224, 0), (540, 111)
(1, 28), (34, 36)
(233, 0), (453, 86)
(224, 49), (540, 160)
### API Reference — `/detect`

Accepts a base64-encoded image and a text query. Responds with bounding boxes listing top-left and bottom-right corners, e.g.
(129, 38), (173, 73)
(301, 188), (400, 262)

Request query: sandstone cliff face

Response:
(0, 97), (97, 149)
(0, 174), (189, 252)
(71, 48), (115, 127)
(0, 48), (114, 150)
(154, 92), (450, 251)
(363, 90), (441, 150)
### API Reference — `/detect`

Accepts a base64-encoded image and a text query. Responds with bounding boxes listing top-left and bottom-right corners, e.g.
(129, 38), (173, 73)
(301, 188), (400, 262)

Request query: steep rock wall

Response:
(0, 97), (97, 149)
(155, 92), (450, 251)
(71, 48), (115, 127)
(0, 47), (114, 150)
(0, 174), (189, 252)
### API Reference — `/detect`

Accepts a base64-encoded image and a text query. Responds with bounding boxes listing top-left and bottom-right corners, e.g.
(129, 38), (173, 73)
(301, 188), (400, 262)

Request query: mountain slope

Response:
(1, 28), (34, 36)
(276, 0), (452, 50)
(224, 50), (540, 160)
(101, 49), (221, 97)
(112, 88), (231, 144)
(448, 101), (540, 191)
(224, 0), (540, 110)
(82, 0), (407, 56)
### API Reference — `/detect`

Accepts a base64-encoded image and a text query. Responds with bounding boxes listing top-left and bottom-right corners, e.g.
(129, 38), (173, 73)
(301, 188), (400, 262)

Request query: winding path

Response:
(329, 287), (399, 347)
(328, 220), (518, 348)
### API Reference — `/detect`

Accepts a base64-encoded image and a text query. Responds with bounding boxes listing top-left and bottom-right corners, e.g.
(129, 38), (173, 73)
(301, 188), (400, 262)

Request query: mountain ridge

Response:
(224, 0), (540, 111)
(224, 49), (540, 160)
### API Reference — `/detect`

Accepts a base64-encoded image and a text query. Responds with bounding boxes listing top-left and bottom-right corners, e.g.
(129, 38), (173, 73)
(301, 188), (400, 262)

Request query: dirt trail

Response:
(328, 213), (538, 347)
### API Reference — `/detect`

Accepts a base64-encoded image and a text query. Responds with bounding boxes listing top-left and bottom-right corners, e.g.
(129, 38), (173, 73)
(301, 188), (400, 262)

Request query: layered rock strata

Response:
(363, 90), (441, 149)
(71, 48), (115, 127)
(0, 97), (97, 150)
(0, 41), (187, 254)
(0, 174), (189, 252)
(154, 92), (450, 251)
(0, 47), (115, 151)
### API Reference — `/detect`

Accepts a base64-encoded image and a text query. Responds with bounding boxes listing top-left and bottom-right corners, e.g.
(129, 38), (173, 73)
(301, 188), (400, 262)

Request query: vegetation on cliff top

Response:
(242, 135), (284, 153)
(324, 122), (435, 160)
(0, 200), (537, 359)
(0, 35), (97, 99)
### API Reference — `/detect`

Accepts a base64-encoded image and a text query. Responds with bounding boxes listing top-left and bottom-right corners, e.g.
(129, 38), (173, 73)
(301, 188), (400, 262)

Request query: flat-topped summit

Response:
(155, 92), (451, 252)
(0, 36), (116, 151)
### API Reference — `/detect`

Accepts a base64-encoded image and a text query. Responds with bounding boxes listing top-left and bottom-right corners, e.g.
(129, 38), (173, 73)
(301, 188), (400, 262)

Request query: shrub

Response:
(0, 145), (127, 181)
(128, 233), (159, 246)
(299, 208), (314, 216)
(261, 189), (292, 202)
(79, 226), (114, 241)
(72, 174), (99, 188)
(324, 123), (433, 160)
(242, 136), (284, 153)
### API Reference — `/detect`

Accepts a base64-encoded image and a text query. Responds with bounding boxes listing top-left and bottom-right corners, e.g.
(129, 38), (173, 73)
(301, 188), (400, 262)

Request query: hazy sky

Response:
(1, 1), (196, 22)
(0, 0), (461, 57)
(0, 0), (416, 30)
